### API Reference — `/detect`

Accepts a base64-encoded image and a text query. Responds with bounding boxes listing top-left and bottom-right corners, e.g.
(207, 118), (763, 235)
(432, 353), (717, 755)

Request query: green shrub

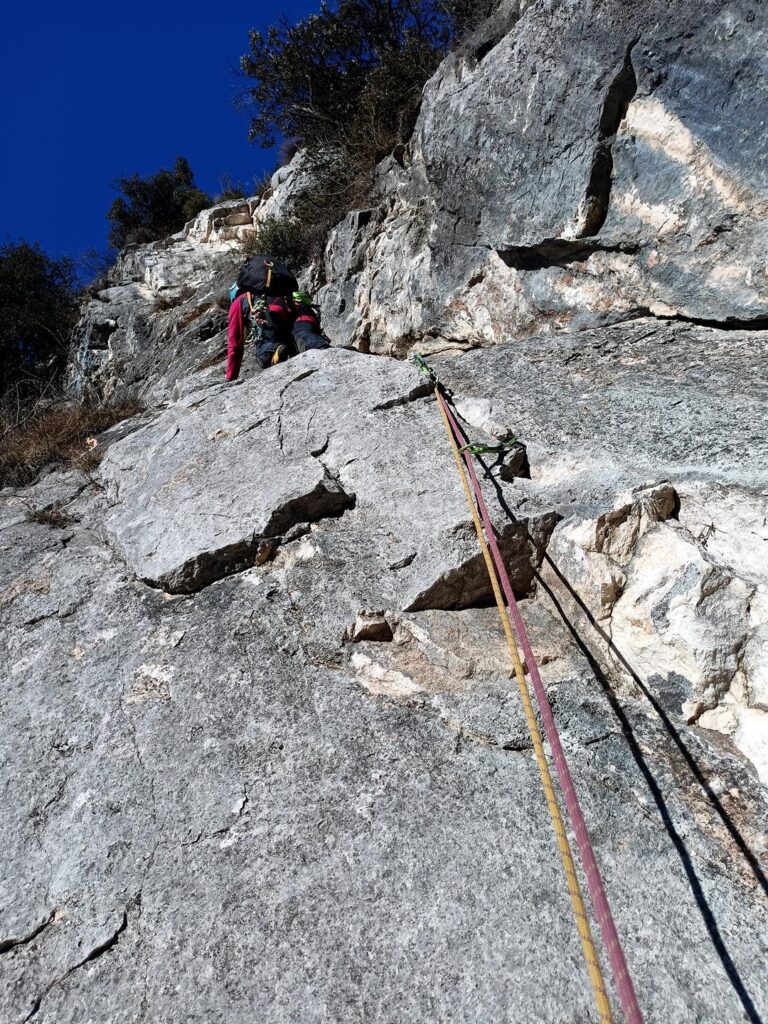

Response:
(242, 216), (313, 269)
(0, 241), (79, 401)
(107, 156), (211, 250)
(240, 0), (497, 257)
(241, 0), (460, 153)
(215, 175), (249, 202)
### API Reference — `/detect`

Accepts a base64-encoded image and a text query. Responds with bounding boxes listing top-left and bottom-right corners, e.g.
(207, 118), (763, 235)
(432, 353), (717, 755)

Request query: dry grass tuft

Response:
(1, 399), (144, 489)
(176, 302), (217, 332)
(24, 505), (75, 528)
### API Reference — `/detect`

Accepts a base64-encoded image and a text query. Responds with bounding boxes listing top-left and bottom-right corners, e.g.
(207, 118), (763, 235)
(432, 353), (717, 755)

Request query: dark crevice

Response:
(388, 551), (417, 571)
(500, 738), (534, 752)
(496, 443), (530, 482)
(498, 238), (640, 270)
(583, 731), (619, 747)
(406, 514), (558, 612)
(264, 478), (354, 536)
(623, 307), (768, 332)
(143, 474), (353, 595)
(88, 321), (117, 350)
(69, 912), (128, 970)
(578, 39), (639, 237)
(474, 37), (497, 63)
(0, 911), (56, 955)
(25, 912), (128, 1021)
(309, 435), (330, 458)
(183, 825), (233, 847)
(150, 480), (356, 594)
(370, 381), (433, 411)
(233, 416), (269, 437)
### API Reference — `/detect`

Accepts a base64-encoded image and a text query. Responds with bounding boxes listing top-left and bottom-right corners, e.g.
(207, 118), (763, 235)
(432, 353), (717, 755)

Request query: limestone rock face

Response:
(435, 318), (768, 786)
(70, 153), (315, 403)
(319, 0), (768, 351)
(5, 0), (768, 1021)
(99, 348), (555, 602)
(3, 320), (768, 1023)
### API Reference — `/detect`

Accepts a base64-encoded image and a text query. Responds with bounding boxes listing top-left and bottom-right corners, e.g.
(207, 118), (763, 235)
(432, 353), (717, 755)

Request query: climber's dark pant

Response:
(254, 305), (329, 368)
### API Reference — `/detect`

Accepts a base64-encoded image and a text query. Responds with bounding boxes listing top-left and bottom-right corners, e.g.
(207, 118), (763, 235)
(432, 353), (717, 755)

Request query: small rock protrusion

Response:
(348, 611), (394, 643)
(499, 443), (531, 482)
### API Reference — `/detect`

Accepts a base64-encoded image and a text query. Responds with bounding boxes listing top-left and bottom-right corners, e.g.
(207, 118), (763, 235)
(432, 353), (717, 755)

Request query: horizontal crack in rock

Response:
(498, 238), (640, 271)
(370, 381), (433, 411)
(625, 308), (768, 332)
(0, 911), (55, 955)
(149, 480), (356, 595)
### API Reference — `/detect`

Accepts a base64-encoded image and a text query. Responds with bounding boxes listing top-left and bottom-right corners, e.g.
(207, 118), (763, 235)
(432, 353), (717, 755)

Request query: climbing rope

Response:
(417, 354), (644, 1024)
(434, 387), (614, 1023)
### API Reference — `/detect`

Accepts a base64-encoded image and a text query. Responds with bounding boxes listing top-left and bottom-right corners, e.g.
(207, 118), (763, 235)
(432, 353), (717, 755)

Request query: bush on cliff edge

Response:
(0, 240), (79, 404)
(239, 0), (497, 262)
(107, 156), (212, 250)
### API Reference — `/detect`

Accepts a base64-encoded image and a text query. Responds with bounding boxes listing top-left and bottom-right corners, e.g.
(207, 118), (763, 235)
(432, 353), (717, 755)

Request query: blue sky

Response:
(0, 1), (319, 265)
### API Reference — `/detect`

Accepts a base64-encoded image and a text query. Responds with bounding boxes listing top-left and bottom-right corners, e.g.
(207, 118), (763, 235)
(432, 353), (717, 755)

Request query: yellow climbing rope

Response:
(435, 387), (614, 1024)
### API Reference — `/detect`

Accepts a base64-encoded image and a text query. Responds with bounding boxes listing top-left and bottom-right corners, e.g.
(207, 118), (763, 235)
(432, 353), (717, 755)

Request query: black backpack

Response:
(236, 255), (298, 299)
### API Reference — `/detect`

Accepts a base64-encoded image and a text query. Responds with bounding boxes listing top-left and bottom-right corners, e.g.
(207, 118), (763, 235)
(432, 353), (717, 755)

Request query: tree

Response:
(107, 156), (211, 250)
(240, 0), (497, 158)
(238, 0), (497, 262)
(0, 241), (79, 399)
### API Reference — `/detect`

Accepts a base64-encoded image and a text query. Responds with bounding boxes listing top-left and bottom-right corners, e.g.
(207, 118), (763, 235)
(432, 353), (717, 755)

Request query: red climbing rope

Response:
(438, 391), (644, 1024)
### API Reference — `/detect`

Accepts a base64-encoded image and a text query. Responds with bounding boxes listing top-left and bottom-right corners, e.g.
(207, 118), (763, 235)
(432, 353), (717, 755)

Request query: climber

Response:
(225, 255), (329, 381)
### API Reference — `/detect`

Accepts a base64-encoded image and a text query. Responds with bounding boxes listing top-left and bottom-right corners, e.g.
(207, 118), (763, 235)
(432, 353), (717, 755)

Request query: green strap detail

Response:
(413, 354), (518, 456)
(459, 438), (519, 456)
(412, 352), (440, 385)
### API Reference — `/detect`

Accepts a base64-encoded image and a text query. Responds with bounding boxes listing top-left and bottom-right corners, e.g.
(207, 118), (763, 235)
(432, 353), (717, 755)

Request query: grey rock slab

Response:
(99, 348), (556, 602)
(99, 356), (351, 593)
(7, 1), (768, 1017)
(436, 318), (768, 512)
(432, 319), (768, 784)
(2, 487), (767, 1023)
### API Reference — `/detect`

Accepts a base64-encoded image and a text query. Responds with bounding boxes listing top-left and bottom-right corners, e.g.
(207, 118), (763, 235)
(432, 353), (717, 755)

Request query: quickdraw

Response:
(414, 353), (518, 455)
(458, 439), (518, 457)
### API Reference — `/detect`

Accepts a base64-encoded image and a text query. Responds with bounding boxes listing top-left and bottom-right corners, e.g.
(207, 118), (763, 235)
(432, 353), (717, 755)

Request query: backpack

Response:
(235, 255), (298, 299)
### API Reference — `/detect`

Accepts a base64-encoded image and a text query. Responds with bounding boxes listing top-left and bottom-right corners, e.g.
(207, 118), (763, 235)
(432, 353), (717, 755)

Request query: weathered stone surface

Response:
(99, 348), (555, 601)
(2, 437), (767, 1022)
(69, 152), (319, 404)
(319, 0), (768, 352)
(6, 0), (768, 1019)
(4, 314), (768, 1022)
(432, 318), (768, 783)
